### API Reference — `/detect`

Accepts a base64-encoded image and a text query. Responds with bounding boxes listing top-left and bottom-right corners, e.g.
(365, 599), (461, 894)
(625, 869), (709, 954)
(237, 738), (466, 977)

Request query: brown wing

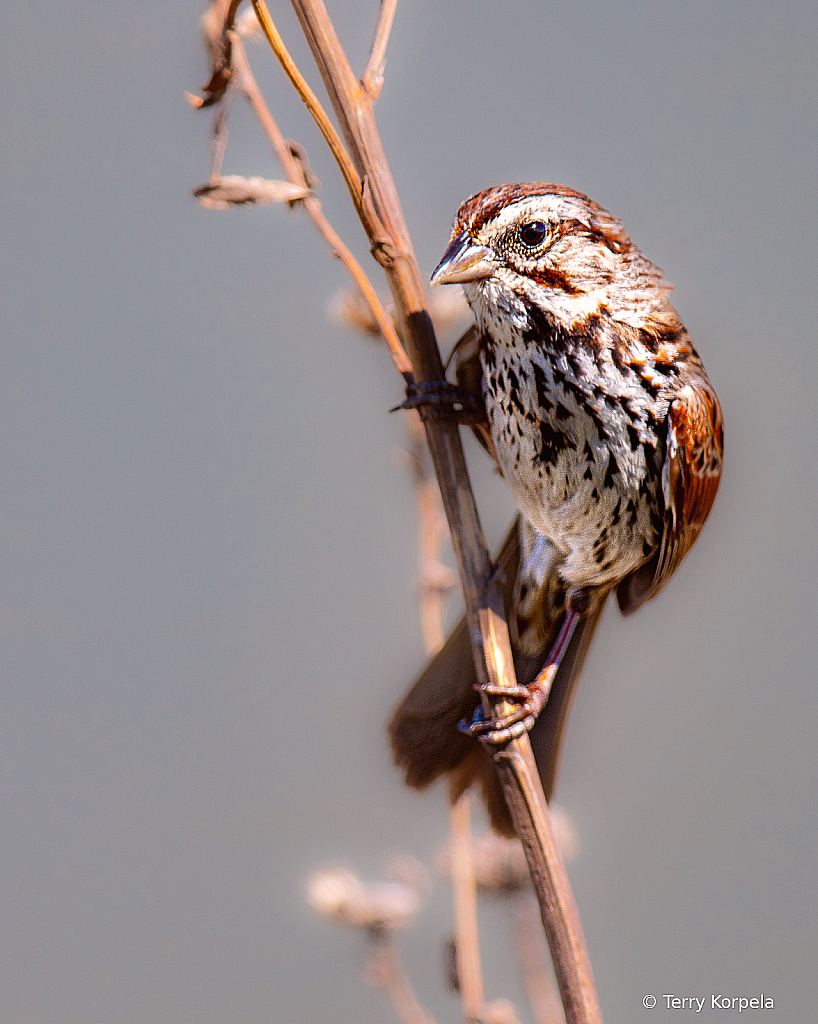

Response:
(390, 518), (610, 835)
(448, 324), (498, 465)
(617, 376), (724, 615)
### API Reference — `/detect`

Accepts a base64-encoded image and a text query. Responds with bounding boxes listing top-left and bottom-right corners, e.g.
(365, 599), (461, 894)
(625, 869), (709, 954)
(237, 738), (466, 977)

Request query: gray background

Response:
(2, 1), (816, 1021)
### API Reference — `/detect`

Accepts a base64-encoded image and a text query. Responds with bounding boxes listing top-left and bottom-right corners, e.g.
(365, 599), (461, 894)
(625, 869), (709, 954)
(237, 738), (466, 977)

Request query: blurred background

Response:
(2, 1), (817, 1021)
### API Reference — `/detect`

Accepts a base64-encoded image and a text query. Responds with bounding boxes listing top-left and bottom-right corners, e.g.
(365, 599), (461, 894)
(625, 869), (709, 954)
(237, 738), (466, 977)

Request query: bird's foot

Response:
(458, 606), (583, 745)
(391, 380), (484, 423)
(459, 674), (555, 744)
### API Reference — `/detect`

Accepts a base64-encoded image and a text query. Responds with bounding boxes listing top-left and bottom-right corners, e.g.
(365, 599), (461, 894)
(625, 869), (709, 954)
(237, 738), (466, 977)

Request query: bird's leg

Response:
(461, 590), (587, 744)
(390, 379), (485, 424)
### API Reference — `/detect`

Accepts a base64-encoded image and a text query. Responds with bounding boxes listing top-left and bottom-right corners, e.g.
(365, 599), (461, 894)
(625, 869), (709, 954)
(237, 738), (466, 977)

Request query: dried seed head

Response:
(193, 176), (310, 209)
(438, 807), (577, 894)
(306, 867), (423, 931)
(329, 284), (468, 340)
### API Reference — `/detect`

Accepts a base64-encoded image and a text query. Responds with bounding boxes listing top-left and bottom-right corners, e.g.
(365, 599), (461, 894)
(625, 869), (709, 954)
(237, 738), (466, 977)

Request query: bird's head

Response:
(431, 183), (669, 334)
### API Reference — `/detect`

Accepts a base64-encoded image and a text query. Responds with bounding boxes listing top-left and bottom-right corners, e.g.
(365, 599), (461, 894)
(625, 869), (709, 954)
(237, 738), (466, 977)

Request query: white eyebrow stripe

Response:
(478, 194), (594, 238)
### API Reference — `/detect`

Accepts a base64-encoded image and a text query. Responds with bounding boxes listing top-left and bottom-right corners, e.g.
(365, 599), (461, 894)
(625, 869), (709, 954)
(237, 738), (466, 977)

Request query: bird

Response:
(390, 183), (723, 836)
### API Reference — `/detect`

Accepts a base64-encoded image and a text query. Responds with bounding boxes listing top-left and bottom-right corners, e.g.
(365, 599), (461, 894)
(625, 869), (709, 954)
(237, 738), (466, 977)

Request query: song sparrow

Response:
(390, 183), (723, 835)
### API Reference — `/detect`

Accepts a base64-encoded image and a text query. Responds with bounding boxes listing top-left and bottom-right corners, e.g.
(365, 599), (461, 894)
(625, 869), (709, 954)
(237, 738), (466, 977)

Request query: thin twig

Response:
(254, 3), (603, 1020)
(280, 0), (492, 584)
(404, 391), (483, 1020)
(361, 0), (399, 95)
(479, 611), (600, 1024)
(250, 1), (366, 224)
(450, 795), (484, 1023)
(209, 97), (233, 181)
(513, 894), (566, 1024)
(231, 31), (411, 376)
(407, 409), (484, 1020)
(404, 411), (453, 654)
(367, 930), (436, 1024)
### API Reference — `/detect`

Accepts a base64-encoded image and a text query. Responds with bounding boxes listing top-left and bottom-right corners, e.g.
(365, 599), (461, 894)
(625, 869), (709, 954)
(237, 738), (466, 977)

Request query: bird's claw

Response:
(390, 380), (484, 423)
(458, 681), (550, 745)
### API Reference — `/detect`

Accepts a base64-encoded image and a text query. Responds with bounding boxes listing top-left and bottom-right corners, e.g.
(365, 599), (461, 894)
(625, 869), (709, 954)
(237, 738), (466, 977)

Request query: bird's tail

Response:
(389, 520), (607, 836)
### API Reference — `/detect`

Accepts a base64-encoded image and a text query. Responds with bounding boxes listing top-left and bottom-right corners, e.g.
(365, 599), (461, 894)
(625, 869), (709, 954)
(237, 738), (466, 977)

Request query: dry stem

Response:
(404, 411), (453, 655)
(450, 795), (484, 1023)
(513, 894), (566, 1024)
(366, 929), (436, 1024)
(230, 31), (411, 376)
(232, 3), (602, 1021)
(250, 0), (368, 226)
(405, 384), (483, 1021)
(361, 0), (398, 95)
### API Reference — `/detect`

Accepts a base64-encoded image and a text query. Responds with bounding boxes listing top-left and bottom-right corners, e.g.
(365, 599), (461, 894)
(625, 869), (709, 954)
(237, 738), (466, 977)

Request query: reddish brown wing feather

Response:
(618, 376), (723, 614)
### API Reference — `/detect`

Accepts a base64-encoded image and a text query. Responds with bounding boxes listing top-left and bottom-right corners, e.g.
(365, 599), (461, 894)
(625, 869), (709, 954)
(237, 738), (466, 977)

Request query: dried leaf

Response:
(193, 176), (311, 209)
(192, 64), (233, 110)
(189, 0), (241, 109)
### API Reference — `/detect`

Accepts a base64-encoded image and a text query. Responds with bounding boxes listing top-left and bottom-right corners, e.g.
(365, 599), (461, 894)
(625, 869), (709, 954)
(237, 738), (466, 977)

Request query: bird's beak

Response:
(430, 236), (498, 286)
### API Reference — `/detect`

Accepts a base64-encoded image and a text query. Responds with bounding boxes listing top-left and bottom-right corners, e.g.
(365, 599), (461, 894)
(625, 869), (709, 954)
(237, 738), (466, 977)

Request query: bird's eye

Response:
(518, 220), (548, 248)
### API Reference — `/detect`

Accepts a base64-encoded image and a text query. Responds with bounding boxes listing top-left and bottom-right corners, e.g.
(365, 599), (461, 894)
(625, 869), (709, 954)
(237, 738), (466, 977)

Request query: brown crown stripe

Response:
(459, 183), (603, 234)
